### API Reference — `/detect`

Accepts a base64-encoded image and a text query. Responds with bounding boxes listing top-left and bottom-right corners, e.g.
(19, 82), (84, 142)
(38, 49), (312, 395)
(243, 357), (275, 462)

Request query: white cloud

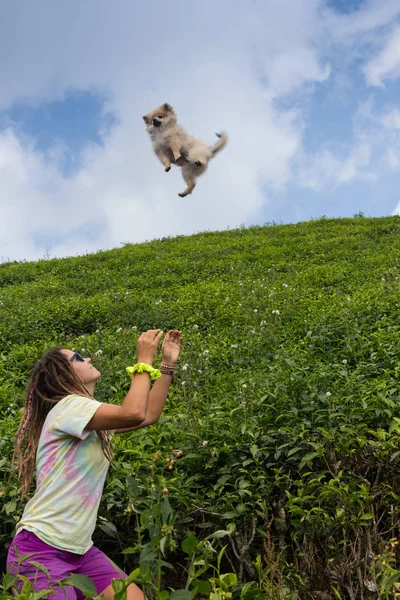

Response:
(1, 0), (400, 261)
(296, 97), (400, 195)
(0, 0), (328, 262)
(377, 107), (400, 172)
(381, 108), (400, 129)
(297, 138), (375, 192)
(0, 50), (307, 262)
(260, 47), (331, 98)
(363, 25), (400, 87)
(246, 0), (331, 97)
(393, 200), (400, 215)
(321, 0), (400, 41)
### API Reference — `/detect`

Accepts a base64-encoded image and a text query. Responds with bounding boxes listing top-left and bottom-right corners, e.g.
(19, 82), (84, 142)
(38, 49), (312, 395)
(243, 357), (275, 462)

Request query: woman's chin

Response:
(85, 370), (101, 384)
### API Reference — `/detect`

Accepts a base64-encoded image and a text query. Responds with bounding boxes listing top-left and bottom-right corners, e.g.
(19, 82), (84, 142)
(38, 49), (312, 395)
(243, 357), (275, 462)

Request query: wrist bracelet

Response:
(126, 363), (162, 381)
(160, 366), (175, 381)
(160, 363), (176, 370)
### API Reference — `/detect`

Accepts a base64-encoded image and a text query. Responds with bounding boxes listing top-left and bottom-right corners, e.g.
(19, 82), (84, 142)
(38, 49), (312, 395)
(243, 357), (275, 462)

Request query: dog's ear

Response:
(142, 115), (149, 123)
(162, 103), (173, 112)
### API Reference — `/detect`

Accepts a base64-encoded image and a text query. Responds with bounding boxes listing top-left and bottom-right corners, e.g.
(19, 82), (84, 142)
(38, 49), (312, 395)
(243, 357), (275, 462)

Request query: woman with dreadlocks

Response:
(7, 328), (182, 600)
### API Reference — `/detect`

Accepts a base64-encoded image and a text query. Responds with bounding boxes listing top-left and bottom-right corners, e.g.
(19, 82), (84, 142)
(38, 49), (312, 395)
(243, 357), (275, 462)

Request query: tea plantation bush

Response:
(2, 216), (400, 598)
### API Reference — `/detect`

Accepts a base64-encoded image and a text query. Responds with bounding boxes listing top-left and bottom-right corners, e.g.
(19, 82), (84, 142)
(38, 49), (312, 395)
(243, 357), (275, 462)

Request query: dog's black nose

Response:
(152, 119), (161, 127)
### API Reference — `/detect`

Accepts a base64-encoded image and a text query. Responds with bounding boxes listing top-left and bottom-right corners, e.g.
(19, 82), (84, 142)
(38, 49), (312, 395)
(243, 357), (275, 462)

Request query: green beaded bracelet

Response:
(126, 363), (162, 381)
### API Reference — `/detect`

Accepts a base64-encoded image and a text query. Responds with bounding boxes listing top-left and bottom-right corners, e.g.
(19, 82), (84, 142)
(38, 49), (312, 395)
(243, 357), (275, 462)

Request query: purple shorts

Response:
(7, 529), (127, 599)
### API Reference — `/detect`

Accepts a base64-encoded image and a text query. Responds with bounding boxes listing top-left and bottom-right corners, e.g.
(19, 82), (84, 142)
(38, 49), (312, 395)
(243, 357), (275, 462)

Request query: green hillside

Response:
(2, 216), (400, 598)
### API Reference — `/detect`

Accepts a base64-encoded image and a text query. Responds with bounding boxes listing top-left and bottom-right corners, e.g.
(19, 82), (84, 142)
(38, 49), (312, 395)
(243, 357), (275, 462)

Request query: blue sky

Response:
(1, 91), (116, 175)
(1, 0), (400, 261)
(329, 0), (366, 13)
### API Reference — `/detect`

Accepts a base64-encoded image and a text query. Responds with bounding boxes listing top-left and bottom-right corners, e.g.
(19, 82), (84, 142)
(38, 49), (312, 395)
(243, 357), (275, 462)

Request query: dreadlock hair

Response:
(13, 347), (113, 499)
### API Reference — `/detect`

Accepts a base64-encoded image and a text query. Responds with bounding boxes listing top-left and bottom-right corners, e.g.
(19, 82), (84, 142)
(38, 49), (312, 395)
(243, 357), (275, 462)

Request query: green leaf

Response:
(160, 535), (168, 557)
(360, 512), (374, 521)
(111, 578), (130, 600)
(56, 574), (97, 598)
(250, 444), (258, 457)
(216, 474), (231, 487)
(191, 580), (211, 596)
(140, 545), (157, 565)
(4, 500), (17, 515)
(332, 586), (343, 600)
(126, 475), (139, 494)
(98, 520), (118, 539)
(238, 581), (264, 600)
(287, 446), (302, 457)
(113, 479), (125, 490)
(299, 452), (320, 470)
(2, 572), (18, 591)
(28, 560), (51, 581)
(390, 450), (400, 462)
(383, 572), (400, 592)
(182, 532), (198, 556)
(32, 590), (56, 599)
(121, 547), (137, 555)
(206, 530), (231, 540)
(238, 479), (250, 489)
(222, 511), (238, 519)
(127, 568), (141, 580)
(17, 553), (38, 566)
(217, 544), (228, 570)
(169, 590), (192, 600)
(220, 572), (237, 587)
(161, 497), (172, 523)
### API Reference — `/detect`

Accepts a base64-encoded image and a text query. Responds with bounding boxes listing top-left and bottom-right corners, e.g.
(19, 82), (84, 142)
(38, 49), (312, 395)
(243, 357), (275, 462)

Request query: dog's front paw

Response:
(165, 166), (171, 172)
(194, 160), (202, 167)
(178, 192), (187, 198)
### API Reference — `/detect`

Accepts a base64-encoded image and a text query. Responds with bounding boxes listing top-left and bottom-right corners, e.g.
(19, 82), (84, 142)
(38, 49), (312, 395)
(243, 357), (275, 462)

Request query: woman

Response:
(7, 328), (182, 600)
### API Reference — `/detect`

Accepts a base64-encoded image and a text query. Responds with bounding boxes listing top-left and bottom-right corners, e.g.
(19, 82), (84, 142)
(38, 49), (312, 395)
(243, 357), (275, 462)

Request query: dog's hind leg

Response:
(178, 171), (196, 197)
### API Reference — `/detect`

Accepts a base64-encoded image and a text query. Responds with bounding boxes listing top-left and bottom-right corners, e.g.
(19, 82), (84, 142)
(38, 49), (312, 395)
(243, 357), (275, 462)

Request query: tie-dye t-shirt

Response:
(16, 394), (112, 554)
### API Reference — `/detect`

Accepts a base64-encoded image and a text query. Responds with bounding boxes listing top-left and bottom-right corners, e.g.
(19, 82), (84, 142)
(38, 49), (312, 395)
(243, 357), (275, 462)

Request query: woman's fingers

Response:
(140, 329), (161, 338)
(155, 329), (164, 343)
(140, 328), (181, 348)
(173, 330), (182, 344)
(173, 330), (182, 345)
(163, 330), (182, 344)
(147, 329), (163, 344)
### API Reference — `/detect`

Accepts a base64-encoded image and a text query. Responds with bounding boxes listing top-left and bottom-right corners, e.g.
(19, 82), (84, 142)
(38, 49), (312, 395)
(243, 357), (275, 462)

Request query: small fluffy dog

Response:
(143, 103), (228, 197)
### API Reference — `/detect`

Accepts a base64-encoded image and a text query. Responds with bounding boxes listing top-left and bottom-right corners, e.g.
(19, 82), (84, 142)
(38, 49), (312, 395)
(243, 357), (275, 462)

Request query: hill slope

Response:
(2, 216), (400, 597)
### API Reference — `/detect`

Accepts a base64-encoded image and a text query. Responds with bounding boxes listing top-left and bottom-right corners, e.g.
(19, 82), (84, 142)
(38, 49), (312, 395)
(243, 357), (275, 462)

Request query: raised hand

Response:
(161, 330), (182, 366)
(136, 329), (164, 365)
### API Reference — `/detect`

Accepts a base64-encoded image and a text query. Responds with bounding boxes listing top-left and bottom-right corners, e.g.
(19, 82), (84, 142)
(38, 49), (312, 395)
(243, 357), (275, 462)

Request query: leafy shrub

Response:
(2, 216), (400, 597)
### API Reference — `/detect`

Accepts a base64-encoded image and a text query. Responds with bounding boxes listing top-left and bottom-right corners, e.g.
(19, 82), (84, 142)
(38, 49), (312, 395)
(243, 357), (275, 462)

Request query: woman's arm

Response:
(114, 330), (182, 433)
(114, 372), (173, 433)
(85, 329), (163, 431)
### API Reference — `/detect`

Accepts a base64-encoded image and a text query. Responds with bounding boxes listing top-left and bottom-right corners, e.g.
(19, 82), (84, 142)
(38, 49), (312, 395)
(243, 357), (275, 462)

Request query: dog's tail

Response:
(211, 131), (228, 157)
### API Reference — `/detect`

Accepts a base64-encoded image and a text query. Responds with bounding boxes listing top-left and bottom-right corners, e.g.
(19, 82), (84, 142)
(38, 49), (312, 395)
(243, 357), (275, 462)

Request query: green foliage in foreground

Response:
(2, 216), (400, 598)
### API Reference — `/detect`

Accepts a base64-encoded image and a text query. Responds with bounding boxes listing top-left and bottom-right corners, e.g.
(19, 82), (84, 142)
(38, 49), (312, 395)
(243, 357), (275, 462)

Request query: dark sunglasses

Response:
(69, 352), (85, 363)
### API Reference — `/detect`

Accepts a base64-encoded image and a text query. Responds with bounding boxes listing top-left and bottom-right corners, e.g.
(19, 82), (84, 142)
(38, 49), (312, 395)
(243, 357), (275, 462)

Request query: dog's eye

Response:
(157, 115), (163, 119)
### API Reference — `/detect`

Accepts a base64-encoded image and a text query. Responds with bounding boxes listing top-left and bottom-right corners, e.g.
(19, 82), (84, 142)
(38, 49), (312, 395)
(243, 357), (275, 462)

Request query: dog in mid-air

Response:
(143, 103), (228, 197)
